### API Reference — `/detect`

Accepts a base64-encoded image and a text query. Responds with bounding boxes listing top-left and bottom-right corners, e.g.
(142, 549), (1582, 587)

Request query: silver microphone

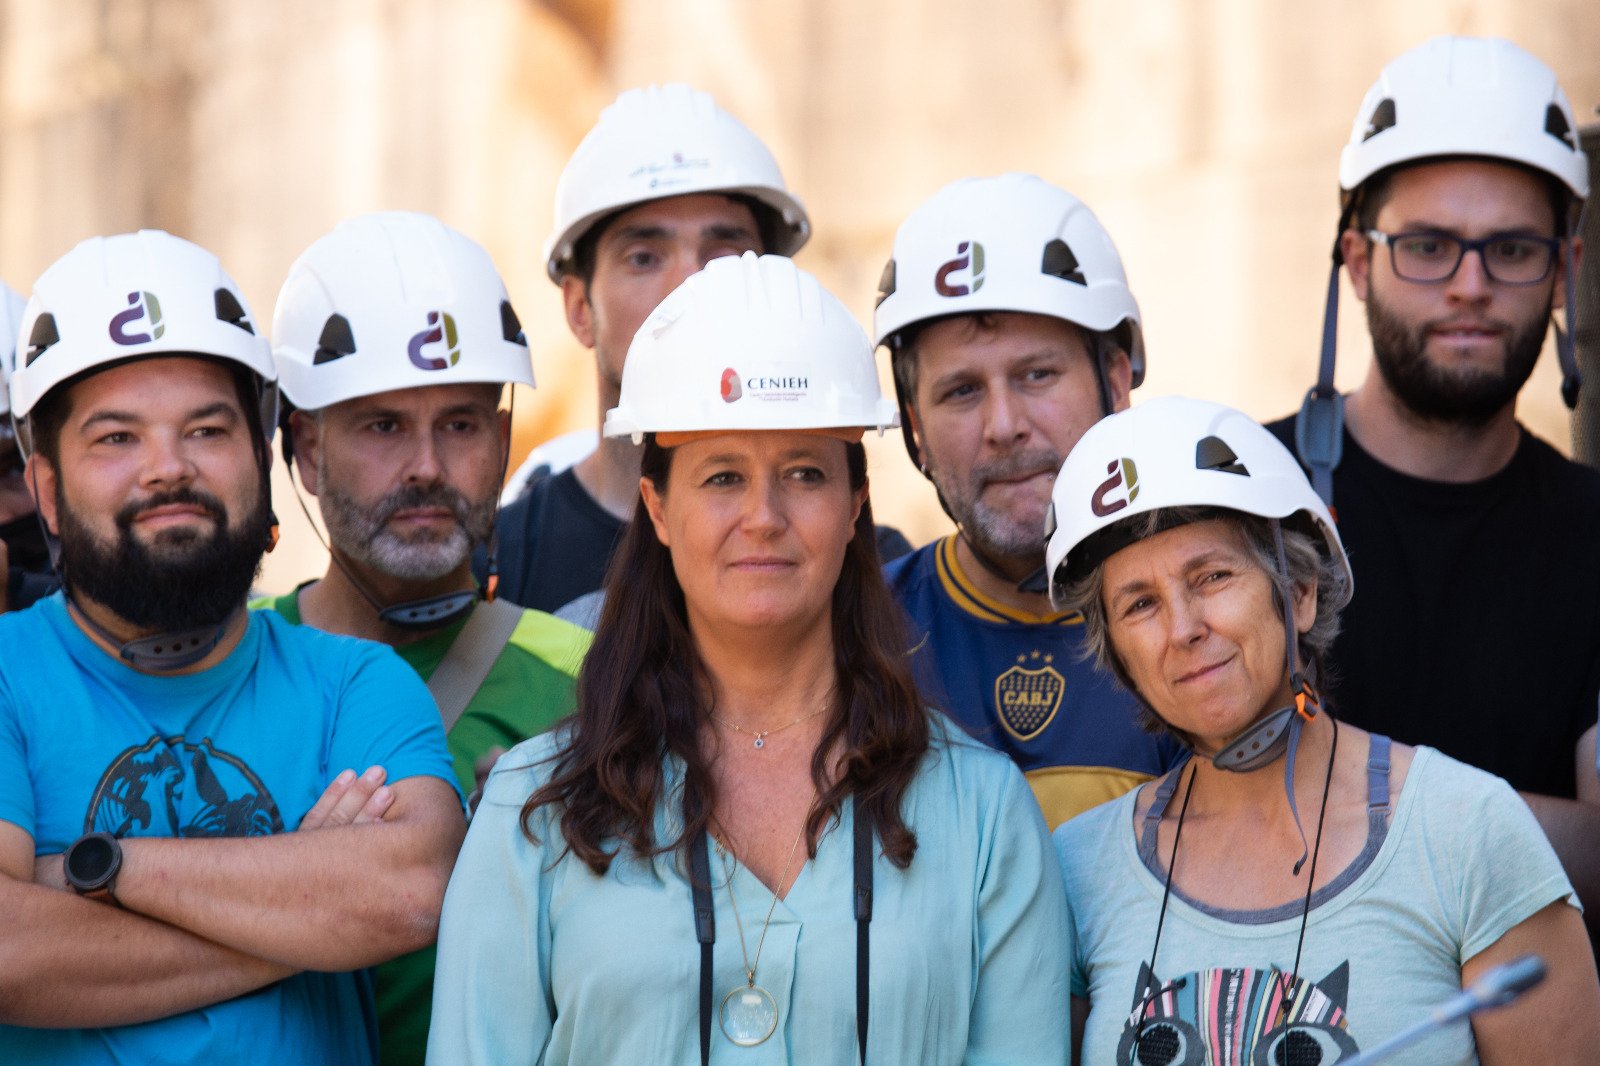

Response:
(1339, 954), (1545, 1066)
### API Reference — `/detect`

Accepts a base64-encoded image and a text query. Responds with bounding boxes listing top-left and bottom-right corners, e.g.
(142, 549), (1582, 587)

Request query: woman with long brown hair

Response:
(427, 253), (1068, 1064)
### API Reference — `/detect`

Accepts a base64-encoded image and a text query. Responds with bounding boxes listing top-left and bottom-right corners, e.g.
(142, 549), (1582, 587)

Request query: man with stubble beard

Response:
(875, 174), (1183, 830)
(1271, 36), (1600, 938)
(0, 230), (463, 1064)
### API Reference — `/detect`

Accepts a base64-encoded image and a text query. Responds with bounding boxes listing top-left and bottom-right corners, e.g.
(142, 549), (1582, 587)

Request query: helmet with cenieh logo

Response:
(604, 252), (898, 444)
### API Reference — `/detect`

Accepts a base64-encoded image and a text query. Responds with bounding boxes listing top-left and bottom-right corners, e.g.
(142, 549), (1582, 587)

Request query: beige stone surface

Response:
(1, 0), (1595, 595)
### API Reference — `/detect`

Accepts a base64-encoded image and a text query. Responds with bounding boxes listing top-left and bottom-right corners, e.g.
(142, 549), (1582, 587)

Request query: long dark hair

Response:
(523, 436), (930, 873)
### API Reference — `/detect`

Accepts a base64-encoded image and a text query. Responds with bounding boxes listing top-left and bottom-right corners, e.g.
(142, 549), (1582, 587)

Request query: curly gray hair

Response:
(1056, 506), (1352, 741)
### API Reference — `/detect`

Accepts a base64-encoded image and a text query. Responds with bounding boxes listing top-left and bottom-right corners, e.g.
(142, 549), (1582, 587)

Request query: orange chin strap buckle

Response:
(1291, 673), (1320, 722)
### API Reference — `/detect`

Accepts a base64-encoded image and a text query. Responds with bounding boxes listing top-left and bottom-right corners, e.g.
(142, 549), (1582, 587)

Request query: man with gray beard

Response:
(874, 174), (1183, 830)
(262, 212), (590, 1066)
(1269, 37), (1600, 940)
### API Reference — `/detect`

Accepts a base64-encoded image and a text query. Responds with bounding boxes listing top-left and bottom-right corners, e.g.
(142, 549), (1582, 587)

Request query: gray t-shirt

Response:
(1054, 746), (1573, 1065)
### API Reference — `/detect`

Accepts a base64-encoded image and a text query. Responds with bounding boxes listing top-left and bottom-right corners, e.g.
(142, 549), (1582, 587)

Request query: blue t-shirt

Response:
(886, 536), (1184, 828)
(0, 593), (457, 1065)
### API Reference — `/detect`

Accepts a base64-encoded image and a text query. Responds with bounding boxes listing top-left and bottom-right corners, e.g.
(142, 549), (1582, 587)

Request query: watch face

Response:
(66, 833), (118, 888)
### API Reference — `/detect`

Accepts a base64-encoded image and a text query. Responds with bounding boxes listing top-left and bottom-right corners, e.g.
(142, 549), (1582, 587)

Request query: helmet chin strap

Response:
(279, 389), (514, 634)
(1206, 519), (1322, 875)
(69, 594), (236, 671)
(288, 479), (478, 633)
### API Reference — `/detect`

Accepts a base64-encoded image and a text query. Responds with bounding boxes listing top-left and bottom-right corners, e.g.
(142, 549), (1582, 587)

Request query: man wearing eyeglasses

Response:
(1270, 36), (1600, 940)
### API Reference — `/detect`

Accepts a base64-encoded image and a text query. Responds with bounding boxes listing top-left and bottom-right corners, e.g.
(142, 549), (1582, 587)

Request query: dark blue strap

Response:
(1366, 733), (1393, 814)
(1557, 239), (1581, 408)
(853, 802), (873, 1064)
(1295, 249), (1347, 509)
(691, 831), (715, 1066)
(1140, 759), (1188, 858)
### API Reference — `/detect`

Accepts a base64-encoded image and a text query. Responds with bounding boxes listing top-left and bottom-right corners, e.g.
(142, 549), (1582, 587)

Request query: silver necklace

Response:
(710, 706), (826, 749)
(713, 806), (813, 1046)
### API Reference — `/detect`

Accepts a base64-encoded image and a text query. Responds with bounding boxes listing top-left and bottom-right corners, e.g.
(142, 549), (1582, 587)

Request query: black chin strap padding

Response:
(376, 589), (478, 631)
(119, 626), (226, 670)
(691, 831), (715, 1066)
(1211, 705), (1295, 772)
(71, 597), (232, 672)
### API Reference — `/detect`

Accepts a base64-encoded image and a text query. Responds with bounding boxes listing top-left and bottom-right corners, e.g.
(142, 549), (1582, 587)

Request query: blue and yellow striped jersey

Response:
(885, 535), (1185, 828)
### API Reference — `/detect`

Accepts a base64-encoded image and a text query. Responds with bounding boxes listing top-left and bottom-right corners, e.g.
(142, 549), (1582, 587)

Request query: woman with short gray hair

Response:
(1045, 396), (1598, 1065)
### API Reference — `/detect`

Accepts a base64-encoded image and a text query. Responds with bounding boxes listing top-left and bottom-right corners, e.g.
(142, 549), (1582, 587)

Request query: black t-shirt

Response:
(481, 468), (627, 615)
(482, 466), (917, 617)
(1267, 415), (1600, 798)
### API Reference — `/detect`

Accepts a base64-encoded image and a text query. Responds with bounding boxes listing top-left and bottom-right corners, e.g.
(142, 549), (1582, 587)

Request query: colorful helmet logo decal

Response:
(720, 367), (743, 403)
(934, 240), (986, 297)
(108, 291), (165, 346)
(1090, 457), (1140, 517)
(407, 311), (460, 371)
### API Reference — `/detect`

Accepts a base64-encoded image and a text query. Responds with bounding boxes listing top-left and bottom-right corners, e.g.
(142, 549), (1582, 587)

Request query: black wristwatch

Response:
(63, 831), (123, 903)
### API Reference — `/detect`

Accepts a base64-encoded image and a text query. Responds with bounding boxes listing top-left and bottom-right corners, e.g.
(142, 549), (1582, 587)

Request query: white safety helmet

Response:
(273, 211), (534, 413)
(9, 230), (276, 459)
(874, 172), (1144, 386)
(604, 252), (899, 443)
(1339, 35), (1589, 205)
(1299, 37), (1589, 504)
(1046, 396), (1350, 608)
(544, 84), (810, 284)
(0, 281), (27, 419)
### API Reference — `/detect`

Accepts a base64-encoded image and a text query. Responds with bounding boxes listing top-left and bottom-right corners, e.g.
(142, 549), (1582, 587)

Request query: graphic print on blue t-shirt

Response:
(1118, 962), (1358, 1065)
(84, 734), (283, 837)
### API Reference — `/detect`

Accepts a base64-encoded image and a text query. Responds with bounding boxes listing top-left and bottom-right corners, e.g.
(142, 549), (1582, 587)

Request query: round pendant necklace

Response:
(711, 706), (827, 749)
(714, 803), (813, 1046)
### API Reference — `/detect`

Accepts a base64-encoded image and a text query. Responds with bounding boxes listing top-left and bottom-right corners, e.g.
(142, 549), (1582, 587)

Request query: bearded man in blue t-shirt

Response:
(0, 230), (464, 1064)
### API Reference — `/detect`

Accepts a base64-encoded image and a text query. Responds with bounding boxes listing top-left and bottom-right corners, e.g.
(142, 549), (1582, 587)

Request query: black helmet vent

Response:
(313, 314), (357, 365)
(874, 260), (897, 308)
(1362, 98), (1397, 141)
(1041, 239), (1087, 285)
(214, 288), (255, 334)
(25, 313), (59, 367)
(1196, 435), (1249, 476)
(1545, 104), (1577, 151)
(501, 300), (527, 346)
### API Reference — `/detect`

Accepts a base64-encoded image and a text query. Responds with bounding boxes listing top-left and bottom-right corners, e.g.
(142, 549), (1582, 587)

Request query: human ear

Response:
(639, 476), (670, 546)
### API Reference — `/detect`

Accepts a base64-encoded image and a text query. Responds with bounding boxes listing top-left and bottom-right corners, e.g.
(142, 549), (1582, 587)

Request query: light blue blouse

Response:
(427, 725), (1071, 1064)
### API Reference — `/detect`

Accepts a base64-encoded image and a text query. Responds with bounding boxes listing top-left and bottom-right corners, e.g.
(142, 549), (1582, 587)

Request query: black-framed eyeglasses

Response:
(1366, 229), (1560, 285)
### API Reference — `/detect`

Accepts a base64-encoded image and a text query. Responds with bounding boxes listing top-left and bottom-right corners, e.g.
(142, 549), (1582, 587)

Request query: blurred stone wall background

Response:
(1, 0), (1595, 594)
